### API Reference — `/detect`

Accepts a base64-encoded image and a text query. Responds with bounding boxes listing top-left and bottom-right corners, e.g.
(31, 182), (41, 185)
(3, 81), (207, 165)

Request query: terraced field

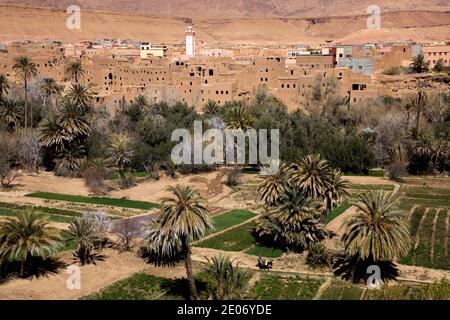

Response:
(395, 186), (450, 270)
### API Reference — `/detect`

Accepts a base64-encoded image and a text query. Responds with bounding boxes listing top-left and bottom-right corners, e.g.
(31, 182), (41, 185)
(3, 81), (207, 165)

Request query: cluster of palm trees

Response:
(256, 154), (349, 252)
(0, 211), (107, 278)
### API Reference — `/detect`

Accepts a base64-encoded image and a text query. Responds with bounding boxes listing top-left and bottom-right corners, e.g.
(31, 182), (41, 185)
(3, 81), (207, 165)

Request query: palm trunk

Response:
(24, 78), (28, 130)
(183, 239), (199, 300)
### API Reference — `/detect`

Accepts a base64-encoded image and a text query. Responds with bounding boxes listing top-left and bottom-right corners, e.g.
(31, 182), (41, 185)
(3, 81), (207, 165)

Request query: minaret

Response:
(185, 25), (195, 57)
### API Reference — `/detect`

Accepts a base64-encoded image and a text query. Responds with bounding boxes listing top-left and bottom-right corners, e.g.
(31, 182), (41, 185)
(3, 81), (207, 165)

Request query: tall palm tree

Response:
(13, 56), (38, 130)
(224, 103), (255, 130)
(0, 98), (23, 131)
(290, 154), (332, 200)
(341, 191), (410, 262)
(66, 83), (93, 112)
(40, 77), (61, 109)
(59, 100), (90, 137)
(146, 185), (212, 300)
(258, 161), (292, 207)
(65, 216), (103, 265)
(38, 115), (70, 152)
(66, 61), (85, 83)
(0, 73), (10, 100)
(412, 82), (428, 133)
(0, 212), (62, 277)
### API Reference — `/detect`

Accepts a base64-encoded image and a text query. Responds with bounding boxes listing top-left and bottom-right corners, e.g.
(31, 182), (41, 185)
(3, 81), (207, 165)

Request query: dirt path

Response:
(313, 278), (333, 300)
(0, 249), (148, 300)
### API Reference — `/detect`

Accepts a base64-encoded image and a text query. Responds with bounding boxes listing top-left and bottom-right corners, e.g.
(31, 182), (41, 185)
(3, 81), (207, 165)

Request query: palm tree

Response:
(258, 161), (292, 207)
(413, 82), (428, 133)
(38, 115), (70, 152)
(410, 54), (430, 74)
(0, 73), (10, 100)
(224, 103), (255, 130)
(65, 216), (103, 265)
(66, 61), (85, 83)
(342, 191), (410, 262)
(290, 154), (332, 200)
(59, 100), (90, 137)
(134, 94), (148, 108)
(0, 212), (62, 277)
(205, 254), (248, 300)
(255, 187), (328, 252)
(66, 83), (93, 112)
(203, 100), (221, 115)
(108, 133), (133, 184)
(324, 169), (350, 213)
(0, 98), (23, 131)
(40, 77), (61, 109)
(145, 185), (212, 300)
(13, 56), (38, 130)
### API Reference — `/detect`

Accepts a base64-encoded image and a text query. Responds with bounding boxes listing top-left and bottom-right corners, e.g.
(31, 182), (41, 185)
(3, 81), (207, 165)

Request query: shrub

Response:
(225, 166), (242, 187)
(368, 168), (385, 177)
(305, 243), (332, 269)
(387, 162), (407, 180)
(383, 67), (401, 76)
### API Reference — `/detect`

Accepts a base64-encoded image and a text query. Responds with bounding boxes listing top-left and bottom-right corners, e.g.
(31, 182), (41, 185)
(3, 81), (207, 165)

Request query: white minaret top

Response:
(185, 25), (195, 57)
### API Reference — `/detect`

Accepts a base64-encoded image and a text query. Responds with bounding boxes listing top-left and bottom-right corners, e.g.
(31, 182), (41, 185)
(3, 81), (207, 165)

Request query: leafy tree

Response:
(143, 185), (212, 300)
(13, 56), (38, 129)
(432, 59), (444, 73)
(0, 212), (62, 277)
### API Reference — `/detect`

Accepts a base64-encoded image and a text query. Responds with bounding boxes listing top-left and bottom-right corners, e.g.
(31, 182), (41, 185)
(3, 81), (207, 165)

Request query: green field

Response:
(196, 221), (283, 258)
(0, 202), (82, 223)
(325, 202), (351, 223)
(207, 209), (255, 235)
(82, 273), (187, 300)
(319, 280), (363, 300)
(250, 274), (324, 300)
(26, 192), (159, 210)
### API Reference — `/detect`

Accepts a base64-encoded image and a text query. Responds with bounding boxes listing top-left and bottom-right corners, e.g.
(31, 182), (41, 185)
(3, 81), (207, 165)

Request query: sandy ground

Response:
(0, 5), (448, 44)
